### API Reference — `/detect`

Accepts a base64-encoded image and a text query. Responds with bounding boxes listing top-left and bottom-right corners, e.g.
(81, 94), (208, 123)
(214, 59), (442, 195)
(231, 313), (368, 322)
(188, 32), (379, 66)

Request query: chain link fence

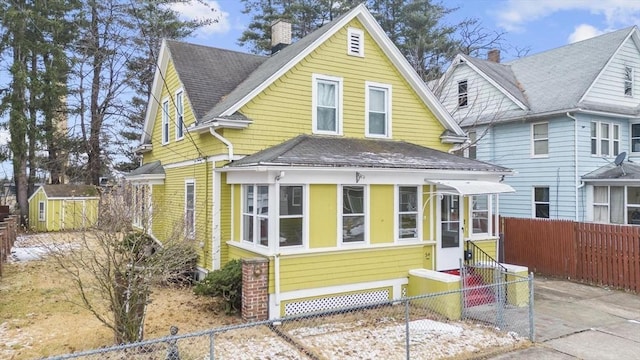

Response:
(47, 273), (533, 360)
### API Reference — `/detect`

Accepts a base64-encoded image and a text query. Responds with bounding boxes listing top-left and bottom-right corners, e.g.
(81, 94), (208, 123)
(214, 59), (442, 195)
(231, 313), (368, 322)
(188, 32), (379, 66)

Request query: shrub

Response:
(194, 259), (242, 314)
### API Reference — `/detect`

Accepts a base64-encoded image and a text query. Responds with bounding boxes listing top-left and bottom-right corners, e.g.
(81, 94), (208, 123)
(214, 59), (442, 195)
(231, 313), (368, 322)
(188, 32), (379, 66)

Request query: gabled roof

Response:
(142, 4), (464, 142)
(34, 184), (99, 200)
(445, 26), (638, 124)
(226, 134), (511, 173)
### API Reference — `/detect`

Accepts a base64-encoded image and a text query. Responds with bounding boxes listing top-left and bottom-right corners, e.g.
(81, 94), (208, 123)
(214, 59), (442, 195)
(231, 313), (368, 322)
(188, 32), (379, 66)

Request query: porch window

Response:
(185, 181), (195, 239)
(531, 122), (548, 157)
(397, 186), (418, 240)
(162, 100), (169, 144)
(313, 74), (342, 134)
(280, 186), (303, 247)
(471, 195), (489, 235)
(631, 123), (640, 153)
(342, 185), (365, 243)
(38, 201), (45, 221)
(533, 187), (549, 218)
(175, 90), (184, 140)
(366, 82), (391, 137)
(243, 185), (269, 246)
(628, 187), (640, 225)
(593, 186), (624, 224)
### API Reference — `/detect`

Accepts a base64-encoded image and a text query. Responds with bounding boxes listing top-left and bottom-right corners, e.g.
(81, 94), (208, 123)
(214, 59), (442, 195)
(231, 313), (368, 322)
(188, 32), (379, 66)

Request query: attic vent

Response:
(347, 27), (364, 57)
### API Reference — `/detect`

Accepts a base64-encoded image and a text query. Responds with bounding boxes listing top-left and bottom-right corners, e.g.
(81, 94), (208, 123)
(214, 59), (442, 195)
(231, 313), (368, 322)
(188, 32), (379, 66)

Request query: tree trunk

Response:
(88, 2), (103, 186)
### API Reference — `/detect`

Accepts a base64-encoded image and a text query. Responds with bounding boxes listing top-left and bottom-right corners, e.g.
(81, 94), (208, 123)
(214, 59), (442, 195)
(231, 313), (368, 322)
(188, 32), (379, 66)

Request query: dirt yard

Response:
(0, 233), (241, 360)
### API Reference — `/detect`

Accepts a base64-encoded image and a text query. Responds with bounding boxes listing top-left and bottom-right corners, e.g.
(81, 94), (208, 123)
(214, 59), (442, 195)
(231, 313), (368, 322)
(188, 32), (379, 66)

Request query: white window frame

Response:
(395, 186), (420, 242)
(242, 184), (269, 247)
(631, 122), (640, 154)
(175, 89), (184, 141)
(591, 121), (620, 157)
(339, 185), (368, 245)
(312, 74), (343, 135)
(531, 122), (549, 157)
(470, 195), (492, 237)
(625, 66), (634, 97)
(347, 27), (364, 57)
(279, 185), (305, 248)
(457, 80), (468, 108)
(185, 180), (195, 239)
(161, 99), (169, 145)
(365, 82), (392, 138)
(38, 201), (45, 221)
(532, 186), (550, 219)
(593, 185), (610, 223)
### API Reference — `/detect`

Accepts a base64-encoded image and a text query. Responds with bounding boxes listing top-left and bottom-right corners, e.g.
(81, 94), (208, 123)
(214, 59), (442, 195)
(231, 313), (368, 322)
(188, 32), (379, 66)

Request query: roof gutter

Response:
(566, 111), (580, 221)
(210, 127), (234, 160)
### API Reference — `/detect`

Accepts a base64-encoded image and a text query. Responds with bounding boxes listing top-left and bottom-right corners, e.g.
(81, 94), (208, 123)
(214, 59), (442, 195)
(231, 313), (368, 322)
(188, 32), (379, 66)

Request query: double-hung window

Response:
(471, 195), (489, 235)
(162, 100), (169, 144)
(632, 123), (640, 153)
(625, 66), (634, 97)
(185, 181), (195, 239)
(591, 121), (620, 156)
(175, 90), (184, 140)
(533, 187), (550, 218)
(313, 74), (342, 134)
(342, 185), (365, 243)
(280, 186), (303, 247)
(397, 186), (418, 240)
(458, 80), (468, 108)
(243, 185), (269, 246)
(366, 82), (391, 137)
(531, 122), (548, 157)
(38, 201), (45, 221)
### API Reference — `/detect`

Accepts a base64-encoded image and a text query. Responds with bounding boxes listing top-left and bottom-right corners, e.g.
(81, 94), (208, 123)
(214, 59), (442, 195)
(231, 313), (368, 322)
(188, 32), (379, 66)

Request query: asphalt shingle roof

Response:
(227, 135), (510, 172)
(41, 184), (99, 198)
(128, 161), (164, 176)
(582, 161), (640, 180)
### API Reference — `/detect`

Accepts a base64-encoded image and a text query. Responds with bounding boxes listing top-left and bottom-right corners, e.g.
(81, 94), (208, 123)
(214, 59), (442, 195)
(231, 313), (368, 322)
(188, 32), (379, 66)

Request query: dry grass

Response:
(0, 232), (240, 360)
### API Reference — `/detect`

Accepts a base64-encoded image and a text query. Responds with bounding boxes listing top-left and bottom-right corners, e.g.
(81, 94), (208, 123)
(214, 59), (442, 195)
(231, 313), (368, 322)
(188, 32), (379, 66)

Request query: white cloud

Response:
(496, 0), (640, 32)
(568, 24), (604, 43)
(169, 0), (230, 36)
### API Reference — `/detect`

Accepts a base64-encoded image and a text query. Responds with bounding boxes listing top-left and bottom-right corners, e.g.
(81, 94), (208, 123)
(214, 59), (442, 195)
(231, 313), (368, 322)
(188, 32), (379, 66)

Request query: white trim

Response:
(339, 184), (369, 246)
(312, 73), (344, 135)
(268, 278), (408, 319)
(468, 194), (492, 239)
(161, 98), (170, 145)
(579, 28), (637, 103)
(347, 27), (365, 57)
(141, 39), (170, 144)
(532, 186), (550, 218)
(213, 167), (221, 270)
(531, 122), (549, 158)
(175, 88), (185, 141)
(395, 185), (421, 242)
(185, 179), (196, 239)
(428, 180), (515, 195)
(38, 201), (45, 221)
(217, 4), (464, 136)
(27, 186), (44, 202)
(365, 81), (392, 138)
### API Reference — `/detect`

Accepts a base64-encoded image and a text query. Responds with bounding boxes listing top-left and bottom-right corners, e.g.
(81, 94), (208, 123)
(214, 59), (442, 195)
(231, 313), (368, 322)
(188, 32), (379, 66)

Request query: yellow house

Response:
(127, 5), (516, 318)
(28, 184), (100, 232)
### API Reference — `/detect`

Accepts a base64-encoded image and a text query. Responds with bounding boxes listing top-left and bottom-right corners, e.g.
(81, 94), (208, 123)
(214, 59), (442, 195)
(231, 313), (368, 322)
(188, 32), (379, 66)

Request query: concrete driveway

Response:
(492, 277), (640, 359)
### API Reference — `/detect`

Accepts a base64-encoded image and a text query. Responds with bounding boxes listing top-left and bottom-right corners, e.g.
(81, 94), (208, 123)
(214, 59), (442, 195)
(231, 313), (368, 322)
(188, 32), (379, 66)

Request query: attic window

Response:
(457, 80), (468, 108)
(347, 28), (364, 57)
(625, 66), (634, 97)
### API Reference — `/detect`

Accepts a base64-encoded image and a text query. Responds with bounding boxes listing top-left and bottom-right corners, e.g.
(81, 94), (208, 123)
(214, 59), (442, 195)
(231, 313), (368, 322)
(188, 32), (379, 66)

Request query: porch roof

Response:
(125, 161), (166, 183)
(427, 179), (515, 195)
(582, 161), (640, 181)
(226, 135), (512, 173)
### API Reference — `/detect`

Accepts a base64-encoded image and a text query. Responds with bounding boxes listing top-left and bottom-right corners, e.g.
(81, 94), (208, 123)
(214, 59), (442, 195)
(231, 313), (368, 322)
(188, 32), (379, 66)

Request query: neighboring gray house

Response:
(436, 26), (640, 224)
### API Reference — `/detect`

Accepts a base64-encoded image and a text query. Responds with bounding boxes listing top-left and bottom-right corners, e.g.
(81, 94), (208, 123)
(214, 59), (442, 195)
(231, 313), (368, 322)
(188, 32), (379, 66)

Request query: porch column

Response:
(241, 257), (269, 322)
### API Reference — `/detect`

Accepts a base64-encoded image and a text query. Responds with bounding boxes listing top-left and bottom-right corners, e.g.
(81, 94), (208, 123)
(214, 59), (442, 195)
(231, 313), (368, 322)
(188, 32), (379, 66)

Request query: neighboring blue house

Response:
(436, 26), (640, 224)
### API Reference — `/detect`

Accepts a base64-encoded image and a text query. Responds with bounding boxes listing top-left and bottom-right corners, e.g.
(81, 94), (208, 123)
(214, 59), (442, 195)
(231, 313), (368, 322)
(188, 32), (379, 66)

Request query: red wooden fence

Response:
(502, 217), (640, 293)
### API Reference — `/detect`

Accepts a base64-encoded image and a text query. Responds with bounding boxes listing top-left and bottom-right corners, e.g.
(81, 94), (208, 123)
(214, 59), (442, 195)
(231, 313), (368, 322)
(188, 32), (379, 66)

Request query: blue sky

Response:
(174, 0), (640, 61)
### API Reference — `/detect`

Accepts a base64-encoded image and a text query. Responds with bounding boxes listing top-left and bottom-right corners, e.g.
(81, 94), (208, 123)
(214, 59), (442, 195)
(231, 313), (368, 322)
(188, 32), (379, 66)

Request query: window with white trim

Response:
(458, 80), (468, 108)
(397, 186), (418, 240)
(591, 121), (620, 157)
(312, 74), (342, 134)
(185, 181), (195, 239)
(531, 122), (548, 156)
(471, 195), (489, 235)
(628, 187), (640, 225)
(342, 185), (365, 243)
(366, 82), (391, 137)
(625, 66), (634, 96)
(133, 184), (149, 228)
(631, 123), (640, 153)
(533, 186), (550, 218)
(242, 185), (269, 246)
(593, 186), (624, 224)
(280, 186), (303, 247)
(175, 90), (184, 140)
(162, 100), (169, 144)
(347, 27), (364, 57)
(38, 201), (45, 221)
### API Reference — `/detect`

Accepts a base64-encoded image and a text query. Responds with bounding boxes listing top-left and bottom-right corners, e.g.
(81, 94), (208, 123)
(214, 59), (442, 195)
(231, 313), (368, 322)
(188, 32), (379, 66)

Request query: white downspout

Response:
(274, 254), (281, 307)
(495, 194), (500, 262)
(209, 127), (234, 160)
(567, 112), (579, 221)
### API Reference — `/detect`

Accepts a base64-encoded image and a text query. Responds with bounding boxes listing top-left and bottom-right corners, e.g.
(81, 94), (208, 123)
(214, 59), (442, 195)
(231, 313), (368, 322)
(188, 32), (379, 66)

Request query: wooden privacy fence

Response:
(502, 217), (640, 293)
(0, 208), (18, 277)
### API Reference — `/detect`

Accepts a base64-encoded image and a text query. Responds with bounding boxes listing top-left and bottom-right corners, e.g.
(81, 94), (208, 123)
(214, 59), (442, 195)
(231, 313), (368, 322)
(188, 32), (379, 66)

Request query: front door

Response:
(436, 194), (463, 271)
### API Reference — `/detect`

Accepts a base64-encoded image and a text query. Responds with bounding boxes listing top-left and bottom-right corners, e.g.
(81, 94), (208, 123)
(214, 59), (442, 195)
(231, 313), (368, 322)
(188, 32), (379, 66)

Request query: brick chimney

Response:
(487, 49), (500, 63)
(271, 19), (292, 54)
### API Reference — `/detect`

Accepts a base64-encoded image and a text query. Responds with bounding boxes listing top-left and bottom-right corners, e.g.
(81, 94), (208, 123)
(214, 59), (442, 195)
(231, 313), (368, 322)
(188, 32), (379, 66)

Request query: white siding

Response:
(583, 38), (640, 107)
(438, 63), (522, 125)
